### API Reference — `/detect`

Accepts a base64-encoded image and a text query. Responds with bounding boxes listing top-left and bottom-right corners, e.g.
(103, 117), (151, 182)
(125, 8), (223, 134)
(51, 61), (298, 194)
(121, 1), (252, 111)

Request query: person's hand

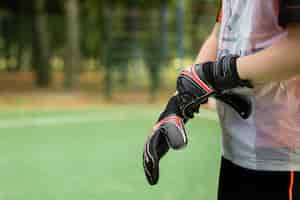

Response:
(143, 96), (187, 185)
(176, 55), (252, 119)
(143, 55), (253, 186)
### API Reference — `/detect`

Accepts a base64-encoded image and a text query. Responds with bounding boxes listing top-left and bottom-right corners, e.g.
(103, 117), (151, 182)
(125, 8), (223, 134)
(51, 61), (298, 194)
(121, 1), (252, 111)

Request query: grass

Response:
(0, 105), (221, 200)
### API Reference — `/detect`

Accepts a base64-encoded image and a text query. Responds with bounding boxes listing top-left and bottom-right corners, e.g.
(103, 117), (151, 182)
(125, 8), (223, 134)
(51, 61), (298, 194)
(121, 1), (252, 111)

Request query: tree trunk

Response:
(119, 1), (139, 87)
(16, 10), (27, 71)
(32, 0), (51, 87)
(160, 0), (168, 65)
(190, 1), (211, 54)
(64, 0), (81, 89)
(190, 0), (201, 54)
(146, 1), (168, 101)
(101, 1), (113, 99)
(176, 0), (184, 62)
(2, 16), (13, 71)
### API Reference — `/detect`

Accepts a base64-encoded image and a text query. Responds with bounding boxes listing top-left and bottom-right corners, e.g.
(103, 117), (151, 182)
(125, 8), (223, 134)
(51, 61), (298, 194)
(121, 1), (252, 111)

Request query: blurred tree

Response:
(118, 0), (139, 86)
(100, 0), (113, 99)
(16, 1), (32, 71)
(0, 0), (219, 96)
(160, 0), (168, 65)
(189, 0), (217, 55)
(176, 0), (184, 61)
(63, 0), (81, 89)
(32, 0), (51, 87)
(190, 0), (201, 55)
(1, 14), (15, 71)
(144, 0), (168, 101)
(81, 0), (102, 60)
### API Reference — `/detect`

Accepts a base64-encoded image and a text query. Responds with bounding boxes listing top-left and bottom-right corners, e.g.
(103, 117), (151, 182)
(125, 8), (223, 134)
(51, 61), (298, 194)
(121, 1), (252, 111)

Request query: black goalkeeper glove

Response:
(199, 55), (252, 90)
(143, 55), (252, 186)
(143, 96), (188, 185)
(177, 55), (253, 119)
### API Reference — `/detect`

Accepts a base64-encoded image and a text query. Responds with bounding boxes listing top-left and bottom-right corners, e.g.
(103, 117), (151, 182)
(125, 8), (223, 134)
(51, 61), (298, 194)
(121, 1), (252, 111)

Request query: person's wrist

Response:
(236, 57), (253, 88)
(201, 55), (253, 90)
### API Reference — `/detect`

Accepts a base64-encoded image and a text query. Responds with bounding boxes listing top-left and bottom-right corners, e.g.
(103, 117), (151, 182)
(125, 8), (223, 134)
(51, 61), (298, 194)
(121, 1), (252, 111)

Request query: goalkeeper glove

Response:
(143, 96), (188, 185)
(177, 55), (252, 119)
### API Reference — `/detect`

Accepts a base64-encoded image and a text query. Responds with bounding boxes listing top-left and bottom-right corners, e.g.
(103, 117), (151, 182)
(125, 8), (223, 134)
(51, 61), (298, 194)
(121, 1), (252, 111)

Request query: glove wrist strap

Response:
(229, 56), (253, 88)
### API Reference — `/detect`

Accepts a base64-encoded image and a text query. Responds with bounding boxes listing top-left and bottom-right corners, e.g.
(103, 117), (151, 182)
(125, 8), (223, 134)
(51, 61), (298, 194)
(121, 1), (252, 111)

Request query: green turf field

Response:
(0, 105), (221, 200)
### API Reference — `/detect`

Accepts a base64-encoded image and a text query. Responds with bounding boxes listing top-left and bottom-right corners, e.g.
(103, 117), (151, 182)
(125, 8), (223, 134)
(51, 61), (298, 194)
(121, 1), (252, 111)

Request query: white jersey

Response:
(217, 0), (300, 171)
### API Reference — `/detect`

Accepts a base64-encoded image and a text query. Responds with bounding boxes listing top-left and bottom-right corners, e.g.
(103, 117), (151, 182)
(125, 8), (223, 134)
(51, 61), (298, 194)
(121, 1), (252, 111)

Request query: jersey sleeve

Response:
(216, 0), (222, 23)
(279, 0), (300, 25)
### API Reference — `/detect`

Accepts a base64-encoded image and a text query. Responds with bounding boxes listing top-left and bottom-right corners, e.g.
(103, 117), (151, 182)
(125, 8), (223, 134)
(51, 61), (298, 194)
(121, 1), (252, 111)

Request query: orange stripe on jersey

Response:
(216, 0), (222, 22)
(289, 171), (294, 200)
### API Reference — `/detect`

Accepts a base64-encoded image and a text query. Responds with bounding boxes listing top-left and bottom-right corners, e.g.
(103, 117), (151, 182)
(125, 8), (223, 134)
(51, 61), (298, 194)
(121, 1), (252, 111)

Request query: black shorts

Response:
(218, 157), (300, 200)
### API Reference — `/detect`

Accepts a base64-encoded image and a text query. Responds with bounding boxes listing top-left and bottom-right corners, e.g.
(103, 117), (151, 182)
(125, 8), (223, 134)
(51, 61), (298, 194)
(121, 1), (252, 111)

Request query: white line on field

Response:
(0, 115), (126, 129)
(0, 109), (218, 129)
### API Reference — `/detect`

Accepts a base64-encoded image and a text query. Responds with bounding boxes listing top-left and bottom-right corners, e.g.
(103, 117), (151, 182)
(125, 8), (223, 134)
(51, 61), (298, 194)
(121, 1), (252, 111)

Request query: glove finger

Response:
(162, 116), (188, 150)
(142, 115), (187, 185)
(215, 92), (252, 119)
(182, 102), (198, 119)
(191, 103), (200, 114)
(194, 106), (200, 114)
(143, 129), (169, 185)
(143, 141), (159, 185)
(185, 110), (194, 119)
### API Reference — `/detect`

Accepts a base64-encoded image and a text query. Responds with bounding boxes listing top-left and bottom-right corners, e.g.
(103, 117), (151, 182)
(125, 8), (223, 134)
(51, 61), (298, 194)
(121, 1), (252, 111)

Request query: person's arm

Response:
(194, 23), (220, 63)
(194, 23), (220, 108)
(237, 23), (300, 85)
(142, 25), (222, 186)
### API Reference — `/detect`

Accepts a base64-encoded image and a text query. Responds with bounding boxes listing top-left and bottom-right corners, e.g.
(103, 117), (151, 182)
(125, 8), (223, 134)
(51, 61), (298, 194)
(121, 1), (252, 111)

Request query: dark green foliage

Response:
(64, 0), (81, 89)
(32, 0), (51, 87)
(0, 0), (219, 95)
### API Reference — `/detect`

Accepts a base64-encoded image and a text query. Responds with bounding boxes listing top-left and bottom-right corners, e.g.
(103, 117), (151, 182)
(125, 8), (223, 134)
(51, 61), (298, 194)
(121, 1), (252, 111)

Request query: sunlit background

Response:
(0, 1), (220, 200)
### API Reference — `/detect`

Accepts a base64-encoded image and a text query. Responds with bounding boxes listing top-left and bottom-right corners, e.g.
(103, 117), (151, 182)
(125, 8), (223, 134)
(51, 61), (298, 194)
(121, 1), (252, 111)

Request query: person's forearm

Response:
(237, 23), (300, 84)
(194, 23), (220, 63)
